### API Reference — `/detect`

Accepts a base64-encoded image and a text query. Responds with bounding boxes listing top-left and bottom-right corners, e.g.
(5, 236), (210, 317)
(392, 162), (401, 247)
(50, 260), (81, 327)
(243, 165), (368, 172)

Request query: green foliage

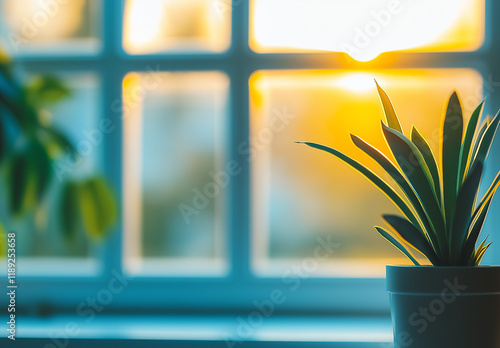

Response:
(60, 177), (118, 242)
(299, 84), (500, 266)
(0, 59), (117, 243)
(0, 222), (5, 257)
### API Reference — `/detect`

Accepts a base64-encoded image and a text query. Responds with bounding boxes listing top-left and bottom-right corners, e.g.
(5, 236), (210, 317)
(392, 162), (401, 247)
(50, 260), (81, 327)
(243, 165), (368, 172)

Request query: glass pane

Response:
(123, 0), (231, 55)
(0, 72), (101, 275)
(250, 69), (483, 276)
(0, 0), (101, 56)
(123, 71), (229, 276)
(250, 0), (484, 61)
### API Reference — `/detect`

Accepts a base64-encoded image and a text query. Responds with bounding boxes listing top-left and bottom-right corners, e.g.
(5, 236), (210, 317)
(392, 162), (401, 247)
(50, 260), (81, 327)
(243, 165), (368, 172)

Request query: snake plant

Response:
(299, 82), (500, 266)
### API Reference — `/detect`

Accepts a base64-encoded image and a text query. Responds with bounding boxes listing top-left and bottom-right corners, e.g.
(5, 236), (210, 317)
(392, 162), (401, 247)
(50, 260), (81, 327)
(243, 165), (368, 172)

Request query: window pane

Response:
(250, 69), (483, 276)
(123, 71), (229, 276)
(0, 72), (101, 275)
(250, 0), (484, 61)
(123, 0), (231, 55)
(0, 0), (101, 56)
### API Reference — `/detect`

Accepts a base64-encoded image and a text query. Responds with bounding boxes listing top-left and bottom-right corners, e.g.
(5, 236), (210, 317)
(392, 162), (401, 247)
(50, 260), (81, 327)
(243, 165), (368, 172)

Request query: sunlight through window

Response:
(250, 69), (483, 276)
(123, 0), (231, 54)
(250, 0), (484, 61)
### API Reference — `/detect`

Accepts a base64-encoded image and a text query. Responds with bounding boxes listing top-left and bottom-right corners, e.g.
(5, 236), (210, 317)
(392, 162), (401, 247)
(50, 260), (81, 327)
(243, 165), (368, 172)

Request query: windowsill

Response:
(5, 315), (393, 347)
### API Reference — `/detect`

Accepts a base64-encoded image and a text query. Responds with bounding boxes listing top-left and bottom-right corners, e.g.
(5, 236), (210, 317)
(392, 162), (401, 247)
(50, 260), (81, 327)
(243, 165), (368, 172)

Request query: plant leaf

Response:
(458, 102), (484, 184)
(375, 80), (403, 133)
(351, 134), (440, 253)
(461, 170), (500, 264)
(410, 126), (441, 203)
(60, 180), (80, 241)
(8, 153), (29, 216)
(462, 194), (493, 265)
(473, 170), (500, 221)
(25, 75), (71, 107)
(469, 113), (500, 172)
(474, 242), (491, 266)
(381, 124), (446, 253)
(375, 226), (420, 265)
(88, 176), (117, 230)
(43, 126), (77, 154)
(0, 222), (6, 257)
(449, 161), (483, 264)
(29, 141), (52, 202)
(297, 141), (421, 229)
(441, 91), (463, 230)
(469, 118), (489, 170)
(382, 214), (440, 265)
(79, 176), (117, 241)
(0, 111), (5, 164)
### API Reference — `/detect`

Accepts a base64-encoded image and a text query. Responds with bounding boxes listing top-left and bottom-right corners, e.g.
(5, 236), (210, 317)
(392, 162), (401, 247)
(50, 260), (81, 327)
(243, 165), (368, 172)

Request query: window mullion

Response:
(101, 0), (126, 279)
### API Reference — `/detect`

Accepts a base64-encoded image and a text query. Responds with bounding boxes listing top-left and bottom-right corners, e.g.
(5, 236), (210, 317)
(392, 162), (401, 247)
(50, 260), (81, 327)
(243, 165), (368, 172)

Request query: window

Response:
(1, 0), (498, 316)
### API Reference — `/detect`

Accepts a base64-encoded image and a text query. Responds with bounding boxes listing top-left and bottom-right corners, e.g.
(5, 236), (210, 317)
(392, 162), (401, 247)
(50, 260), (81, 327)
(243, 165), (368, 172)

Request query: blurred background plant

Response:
(0, 51), (117, 257)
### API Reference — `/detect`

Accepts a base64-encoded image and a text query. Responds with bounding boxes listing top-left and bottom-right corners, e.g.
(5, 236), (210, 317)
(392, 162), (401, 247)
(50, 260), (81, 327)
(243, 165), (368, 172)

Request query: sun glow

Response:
(335, 73), (375, 93)
(250, 0), (484, 61)
(123, 0), (231, 54)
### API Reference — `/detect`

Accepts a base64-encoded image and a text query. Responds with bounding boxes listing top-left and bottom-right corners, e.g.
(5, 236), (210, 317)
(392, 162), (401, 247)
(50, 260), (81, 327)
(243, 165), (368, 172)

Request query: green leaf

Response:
(381, 124), (446, 253)
(441, 92), (463, 230)
(462, 195), (493, 265)
(458, 102), (484, 184)
(375, 226), (420, 265)
(0, 222), (6, 258)
(0, 112), (5, 164)
(26, 75), (71, 107)
(474, 241), (491, 266)
(88, 176), (117, 230)
(297, 141), (421, 229)
(449, 162), (483, 264)
(351, 134), (440, 253)
(473, 170), (500, 221)
(43, 126), (77, 155)
(8, 153), (30, 216)
(410, 126), (441, 203)
(79, 176), (117, 241)
(469, 114), (500, 172)
(461, 170), (500, 264)
(375, 80), (403, 133)
(29, 141), (52, 202)
(60, 180), (80, 241)
(469, 118), (489, 169)
(382, 214), (440, 265)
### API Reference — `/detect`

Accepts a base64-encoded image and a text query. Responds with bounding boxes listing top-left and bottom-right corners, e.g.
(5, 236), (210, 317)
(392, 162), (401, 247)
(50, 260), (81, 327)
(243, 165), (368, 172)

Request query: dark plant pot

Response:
(387, 265), (500, 348)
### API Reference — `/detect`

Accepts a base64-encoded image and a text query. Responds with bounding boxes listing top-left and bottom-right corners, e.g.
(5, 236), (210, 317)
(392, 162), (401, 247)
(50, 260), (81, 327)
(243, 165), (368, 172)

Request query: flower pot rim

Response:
(386, 264), (500, 294)
(386, 265), (500, 269)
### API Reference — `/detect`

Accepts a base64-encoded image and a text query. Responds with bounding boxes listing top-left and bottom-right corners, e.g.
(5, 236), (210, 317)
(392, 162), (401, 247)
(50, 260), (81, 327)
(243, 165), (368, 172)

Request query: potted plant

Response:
(298, 82), (500, 347)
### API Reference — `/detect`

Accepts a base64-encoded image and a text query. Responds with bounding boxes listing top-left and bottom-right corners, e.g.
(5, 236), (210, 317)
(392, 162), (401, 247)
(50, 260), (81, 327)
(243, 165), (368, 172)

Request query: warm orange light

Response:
(2, 0), (86, 40)
(123, 0), (231, 54)
(250, 0), (484, 61)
